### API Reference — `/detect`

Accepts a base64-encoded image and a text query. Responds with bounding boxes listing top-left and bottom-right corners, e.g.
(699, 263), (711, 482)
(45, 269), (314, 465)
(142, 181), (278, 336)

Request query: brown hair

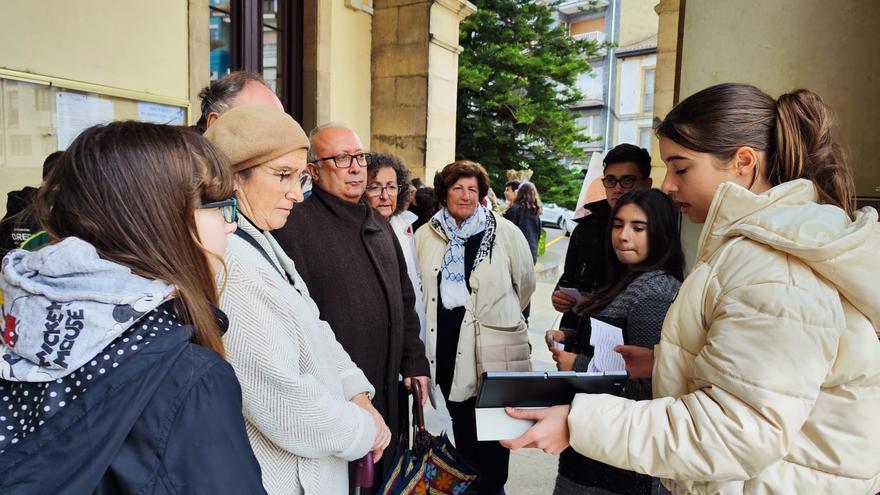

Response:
(513, 182), (543, 216)
(656, 83), (855, 218)
(368, 152), (412, 215)
(35, 122), (233, 356)
(433, 160), (491, 206)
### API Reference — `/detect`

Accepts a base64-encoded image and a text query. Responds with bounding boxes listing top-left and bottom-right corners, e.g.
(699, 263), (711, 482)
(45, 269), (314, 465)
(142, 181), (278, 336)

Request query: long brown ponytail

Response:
(773, 90), (855, 217)
(656, 83), (856, 218)
(35, 122), (233, 356)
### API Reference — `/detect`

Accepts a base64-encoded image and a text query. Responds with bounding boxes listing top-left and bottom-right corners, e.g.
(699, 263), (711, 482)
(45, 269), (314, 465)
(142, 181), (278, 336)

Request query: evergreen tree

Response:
(456, 0), (604, 208)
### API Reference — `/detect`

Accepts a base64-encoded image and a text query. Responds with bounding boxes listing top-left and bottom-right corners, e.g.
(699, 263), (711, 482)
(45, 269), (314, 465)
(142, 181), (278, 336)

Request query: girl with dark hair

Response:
(0, 122), (266, 493)
(503, 182), (543, 262)
(546, 188), (683, 495)
(503, 83), (880, 495)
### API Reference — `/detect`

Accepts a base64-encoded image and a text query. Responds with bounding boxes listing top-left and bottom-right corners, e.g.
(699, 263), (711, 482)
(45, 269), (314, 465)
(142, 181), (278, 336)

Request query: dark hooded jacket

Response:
(0, 238), (265, 494)
(556, 199), (611, 330)
(0, 187), (40, 258)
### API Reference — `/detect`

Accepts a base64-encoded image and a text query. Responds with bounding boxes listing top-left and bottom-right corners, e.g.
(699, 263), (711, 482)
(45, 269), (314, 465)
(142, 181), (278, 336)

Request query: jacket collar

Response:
(698, 179), (880, 329)
(309, 186), (385, 233)
(697, 179), (818, 262)
(574, 199), (611, 225)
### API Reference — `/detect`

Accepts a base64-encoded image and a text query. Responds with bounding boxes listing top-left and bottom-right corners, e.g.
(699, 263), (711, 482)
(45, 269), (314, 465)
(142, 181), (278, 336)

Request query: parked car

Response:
(540, 203), (574, 236)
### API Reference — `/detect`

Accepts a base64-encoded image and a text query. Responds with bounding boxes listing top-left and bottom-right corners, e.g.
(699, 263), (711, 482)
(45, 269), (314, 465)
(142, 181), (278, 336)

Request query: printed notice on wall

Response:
(138, 102), (185, 125)
(587, 317), (626, 372)
(56, 92), (114, 149)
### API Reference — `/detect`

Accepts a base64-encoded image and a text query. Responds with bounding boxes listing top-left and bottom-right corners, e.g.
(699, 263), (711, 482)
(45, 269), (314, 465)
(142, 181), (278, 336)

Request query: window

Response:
(208, 0), (303, 121)
(638, 126), (652, 151)
(6, 91), (19, 128)
(577, 113), (604, 138)
(262, 0), (280, 94)
(209, 1), (232, 81)
(641, 68), (655, 113)
(9, 135), (31, 156)
(577, 65), (604, 101)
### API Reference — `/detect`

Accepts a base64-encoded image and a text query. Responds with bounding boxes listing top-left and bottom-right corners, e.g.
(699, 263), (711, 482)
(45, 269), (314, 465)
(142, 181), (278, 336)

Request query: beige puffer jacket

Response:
(568, 180), (880, 494)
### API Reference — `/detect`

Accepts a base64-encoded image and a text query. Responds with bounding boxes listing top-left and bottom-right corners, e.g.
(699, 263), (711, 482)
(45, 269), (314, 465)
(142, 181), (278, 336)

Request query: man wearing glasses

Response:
(273, 125), (430, 491)
(552, 143), (654, 330)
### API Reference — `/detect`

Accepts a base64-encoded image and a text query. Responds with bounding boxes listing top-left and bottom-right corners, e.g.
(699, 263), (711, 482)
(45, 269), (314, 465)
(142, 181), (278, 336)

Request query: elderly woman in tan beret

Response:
(204, 105), (390, 494)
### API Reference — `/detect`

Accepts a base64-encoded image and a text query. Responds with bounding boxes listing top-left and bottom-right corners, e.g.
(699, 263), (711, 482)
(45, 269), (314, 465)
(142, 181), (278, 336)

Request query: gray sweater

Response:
(564, 270), (681, 400)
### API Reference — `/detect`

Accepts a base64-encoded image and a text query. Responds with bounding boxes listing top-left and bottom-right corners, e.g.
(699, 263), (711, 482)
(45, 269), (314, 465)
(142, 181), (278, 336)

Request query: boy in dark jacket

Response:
(552, 144), (654, 333)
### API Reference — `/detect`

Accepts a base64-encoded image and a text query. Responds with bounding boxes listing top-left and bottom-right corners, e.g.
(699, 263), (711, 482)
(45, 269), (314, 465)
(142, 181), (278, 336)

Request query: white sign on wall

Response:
(55, 91), (114, 150)
(138, 102), (185, 125)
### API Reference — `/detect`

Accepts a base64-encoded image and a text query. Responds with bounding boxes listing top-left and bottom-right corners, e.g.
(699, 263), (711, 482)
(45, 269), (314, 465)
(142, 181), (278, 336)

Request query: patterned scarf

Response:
(433, 205), (490, 309)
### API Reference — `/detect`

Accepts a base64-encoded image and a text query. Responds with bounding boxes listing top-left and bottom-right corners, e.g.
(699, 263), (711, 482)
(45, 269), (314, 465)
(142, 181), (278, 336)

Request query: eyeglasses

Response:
(315, 152), (371, 169)
(261, 166), (312, 192)
(199, 198), (237, 224)
(365, 183), (404, 197)
(601, 175), (640, 189)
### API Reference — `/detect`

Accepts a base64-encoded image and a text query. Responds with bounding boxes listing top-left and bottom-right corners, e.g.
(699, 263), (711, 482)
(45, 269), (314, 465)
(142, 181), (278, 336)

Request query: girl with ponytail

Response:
(502, 83), (880, 495)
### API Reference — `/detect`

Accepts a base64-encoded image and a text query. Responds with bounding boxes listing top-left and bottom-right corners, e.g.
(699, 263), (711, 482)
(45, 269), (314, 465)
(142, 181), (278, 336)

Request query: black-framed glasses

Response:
(199, 198), (237, 224)
(601, 175), (639, 189)
(364, 183), (404, 197)
(315, 152), (371, 169)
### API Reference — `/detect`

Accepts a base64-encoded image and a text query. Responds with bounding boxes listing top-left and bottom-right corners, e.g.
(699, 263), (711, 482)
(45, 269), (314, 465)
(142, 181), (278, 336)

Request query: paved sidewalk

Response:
(423, 262), (564, 494)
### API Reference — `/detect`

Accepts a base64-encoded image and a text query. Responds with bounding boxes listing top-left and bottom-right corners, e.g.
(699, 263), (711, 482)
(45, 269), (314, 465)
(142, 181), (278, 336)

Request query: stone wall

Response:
(371, 0), (475, 181)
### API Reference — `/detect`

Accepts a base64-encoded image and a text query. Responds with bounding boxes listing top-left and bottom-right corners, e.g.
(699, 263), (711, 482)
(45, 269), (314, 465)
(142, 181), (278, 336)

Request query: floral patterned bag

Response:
(380, 381), (477, 494)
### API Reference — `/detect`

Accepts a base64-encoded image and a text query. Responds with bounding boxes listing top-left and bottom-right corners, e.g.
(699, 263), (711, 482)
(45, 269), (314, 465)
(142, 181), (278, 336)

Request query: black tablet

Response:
(474, 371), (628, 440)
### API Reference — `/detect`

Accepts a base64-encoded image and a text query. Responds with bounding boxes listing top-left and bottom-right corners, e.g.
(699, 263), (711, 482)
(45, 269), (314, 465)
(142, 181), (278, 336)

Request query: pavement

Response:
(422, 227), (569, 495)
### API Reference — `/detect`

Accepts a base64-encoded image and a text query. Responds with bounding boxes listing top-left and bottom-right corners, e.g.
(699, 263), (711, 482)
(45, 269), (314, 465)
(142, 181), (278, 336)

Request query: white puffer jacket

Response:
(568, 180), (880, 494)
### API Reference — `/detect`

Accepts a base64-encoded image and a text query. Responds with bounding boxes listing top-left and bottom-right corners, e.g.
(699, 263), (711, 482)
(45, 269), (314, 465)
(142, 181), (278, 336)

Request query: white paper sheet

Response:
(558, 286), (588, 307)
(138, 102), (185, 125)
(56, 92), (114, 149)
(587, 317), (626, 372)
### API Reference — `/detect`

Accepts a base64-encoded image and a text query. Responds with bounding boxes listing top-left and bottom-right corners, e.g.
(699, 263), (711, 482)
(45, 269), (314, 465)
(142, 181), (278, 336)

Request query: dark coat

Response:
(556, 199), (612, 330)
(0, 302), (266, 494)
(503, 204), (541, 262)
(273, 187), (430, 439)
(0, 187), (39, 258)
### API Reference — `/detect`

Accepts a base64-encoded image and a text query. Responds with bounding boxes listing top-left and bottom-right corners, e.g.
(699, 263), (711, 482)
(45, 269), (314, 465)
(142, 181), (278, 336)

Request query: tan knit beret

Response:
(204, 105), (309, 174)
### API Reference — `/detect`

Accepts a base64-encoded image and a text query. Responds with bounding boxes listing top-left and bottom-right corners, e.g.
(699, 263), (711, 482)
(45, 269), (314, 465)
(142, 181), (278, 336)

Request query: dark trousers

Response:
(440, 384), (509, 495)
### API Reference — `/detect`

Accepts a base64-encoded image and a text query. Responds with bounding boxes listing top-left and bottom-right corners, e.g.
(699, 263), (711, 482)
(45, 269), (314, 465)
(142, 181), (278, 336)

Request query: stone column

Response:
(371, 0), (475, 181)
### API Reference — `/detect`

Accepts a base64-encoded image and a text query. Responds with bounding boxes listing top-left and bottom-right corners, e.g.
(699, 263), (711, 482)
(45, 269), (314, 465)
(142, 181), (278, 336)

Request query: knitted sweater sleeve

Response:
(221, 256), (376, 462)
(622, 286), (677, 401)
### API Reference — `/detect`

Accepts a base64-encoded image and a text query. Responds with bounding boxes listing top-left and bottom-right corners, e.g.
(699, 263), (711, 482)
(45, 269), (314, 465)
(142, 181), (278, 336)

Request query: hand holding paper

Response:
(558, 287), (588, 308)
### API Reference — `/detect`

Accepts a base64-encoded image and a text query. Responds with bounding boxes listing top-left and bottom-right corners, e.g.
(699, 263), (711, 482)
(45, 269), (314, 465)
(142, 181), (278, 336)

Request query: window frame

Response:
(212, 0), (302, 122)
(640, 66), (656, 115)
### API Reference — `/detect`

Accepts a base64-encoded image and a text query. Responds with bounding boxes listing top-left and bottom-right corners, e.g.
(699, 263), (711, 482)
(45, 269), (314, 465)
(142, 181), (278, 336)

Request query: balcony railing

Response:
(572, 31), (606, 44)
(558, 0), (608, 15)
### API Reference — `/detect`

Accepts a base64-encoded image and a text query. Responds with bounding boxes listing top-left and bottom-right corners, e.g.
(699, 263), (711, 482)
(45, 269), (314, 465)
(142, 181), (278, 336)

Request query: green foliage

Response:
(537, 228), (547, 258)
(456, 0), (604, 209)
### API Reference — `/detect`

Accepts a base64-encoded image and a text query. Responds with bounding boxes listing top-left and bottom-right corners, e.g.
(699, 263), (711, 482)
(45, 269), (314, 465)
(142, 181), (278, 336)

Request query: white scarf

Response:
(434, 205), (488, 309)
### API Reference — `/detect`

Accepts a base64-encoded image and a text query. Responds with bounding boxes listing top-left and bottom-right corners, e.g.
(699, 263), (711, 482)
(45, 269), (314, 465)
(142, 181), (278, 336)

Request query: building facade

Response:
(0, 0), (475, 217)
(556, 0), (616, 160)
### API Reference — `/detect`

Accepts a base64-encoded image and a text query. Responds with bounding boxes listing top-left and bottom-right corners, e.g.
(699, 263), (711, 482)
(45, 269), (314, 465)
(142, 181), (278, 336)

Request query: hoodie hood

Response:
(0, 237), (173, 382)
(698, 179), (880, 331)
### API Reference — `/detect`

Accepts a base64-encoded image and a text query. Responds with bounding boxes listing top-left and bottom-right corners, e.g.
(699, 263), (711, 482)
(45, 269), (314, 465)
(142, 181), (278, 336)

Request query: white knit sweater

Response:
(219, 218), (376, 494)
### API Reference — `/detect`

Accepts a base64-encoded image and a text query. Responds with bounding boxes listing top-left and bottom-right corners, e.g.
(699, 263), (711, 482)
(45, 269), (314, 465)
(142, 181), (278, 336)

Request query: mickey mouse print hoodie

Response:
(0, 237), (266, 494)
